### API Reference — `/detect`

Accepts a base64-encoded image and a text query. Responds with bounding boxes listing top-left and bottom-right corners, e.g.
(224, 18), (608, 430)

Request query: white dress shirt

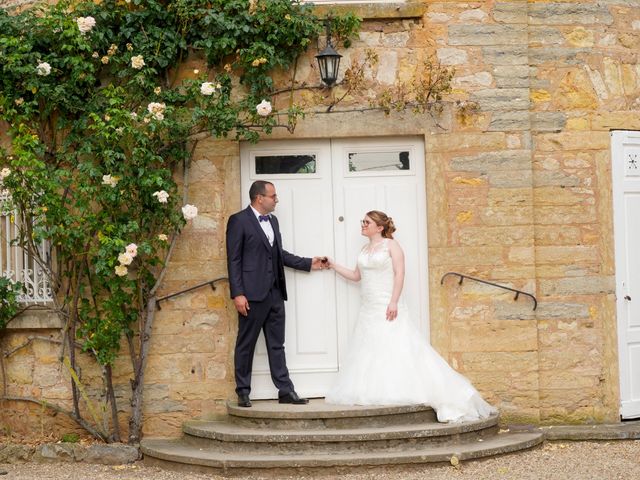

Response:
(251, 206), (274, 246)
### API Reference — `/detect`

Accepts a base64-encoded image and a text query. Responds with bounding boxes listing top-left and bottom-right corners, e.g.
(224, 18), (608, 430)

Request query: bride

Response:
(325, 210), (496, 423)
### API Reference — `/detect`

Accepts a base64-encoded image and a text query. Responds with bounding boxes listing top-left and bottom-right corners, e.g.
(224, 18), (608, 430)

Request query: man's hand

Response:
(311, 256), (329, 270)
(233, 295), (250, 316)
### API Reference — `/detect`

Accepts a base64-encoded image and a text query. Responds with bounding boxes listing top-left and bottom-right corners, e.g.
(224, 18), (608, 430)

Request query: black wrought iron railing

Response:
(156, 276), (228, 309)
(440, 272), (537, 311)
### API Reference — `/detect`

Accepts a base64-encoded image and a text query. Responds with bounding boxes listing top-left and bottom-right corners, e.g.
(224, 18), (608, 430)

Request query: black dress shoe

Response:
(278, 391), (309, 404)
(237, 393), (252, 407)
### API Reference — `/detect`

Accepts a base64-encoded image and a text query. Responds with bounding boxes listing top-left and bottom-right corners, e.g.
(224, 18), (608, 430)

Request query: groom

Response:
(226, 180), (325, 407)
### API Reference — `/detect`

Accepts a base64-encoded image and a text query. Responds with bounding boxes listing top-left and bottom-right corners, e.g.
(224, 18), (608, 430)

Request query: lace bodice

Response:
(358, 240), (396, 307)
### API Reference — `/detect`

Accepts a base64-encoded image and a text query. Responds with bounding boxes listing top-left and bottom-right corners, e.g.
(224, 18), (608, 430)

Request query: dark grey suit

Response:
(226, 206), (311, 396)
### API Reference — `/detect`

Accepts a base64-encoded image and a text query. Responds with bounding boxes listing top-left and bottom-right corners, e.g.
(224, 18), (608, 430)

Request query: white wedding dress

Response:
(325, 240), (496, 423)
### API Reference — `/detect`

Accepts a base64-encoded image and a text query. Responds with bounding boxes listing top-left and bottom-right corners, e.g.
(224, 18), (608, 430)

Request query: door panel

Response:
(240, 140), (336, 398)
(239, 137), (428, 398)
(612, 130), (640, 419)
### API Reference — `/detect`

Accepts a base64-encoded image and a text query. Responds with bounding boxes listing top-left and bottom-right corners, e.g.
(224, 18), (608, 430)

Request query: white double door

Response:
(239, 137), (429, 399)
(612, 130), (640, 419)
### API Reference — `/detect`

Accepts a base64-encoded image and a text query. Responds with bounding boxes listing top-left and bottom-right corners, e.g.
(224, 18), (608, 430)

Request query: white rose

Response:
(102, 174), (119, 187)
(181, 204), (198, 220)
(115, 265), (128, 277)
(76, 16), (96, 34)
(200, 82), (216, 96)
(125, 243), (138, 257)
(256, 99), (272, 117)
(152, 190), (169, 203)
(147, 102), (166, 121)
(0, 168), (10, 180)
(131, 55), (145, 69)
(130, 112), (138, 119)
(36, 62), (51, 76)
(157, 234), (168, 242)
(118, 252), (133, 266)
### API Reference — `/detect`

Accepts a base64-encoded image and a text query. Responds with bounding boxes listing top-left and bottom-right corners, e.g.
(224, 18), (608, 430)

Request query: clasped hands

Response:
(311, 256), (331, 270)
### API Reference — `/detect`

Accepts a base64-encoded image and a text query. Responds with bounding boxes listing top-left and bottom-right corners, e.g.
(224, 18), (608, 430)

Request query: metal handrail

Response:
(440, 272), (537, 311)
(156, 276), (228, 309)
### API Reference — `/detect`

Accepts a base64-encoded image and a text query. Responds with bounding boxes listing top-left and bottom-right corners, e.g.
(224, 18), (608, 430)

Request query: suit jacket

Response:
(226, 206), (312, 302)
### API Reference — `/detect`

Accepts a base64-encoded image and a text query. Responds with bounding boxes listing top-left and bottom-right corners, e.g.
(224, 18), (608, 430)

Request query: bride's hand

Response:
(386, 302), (398, 321)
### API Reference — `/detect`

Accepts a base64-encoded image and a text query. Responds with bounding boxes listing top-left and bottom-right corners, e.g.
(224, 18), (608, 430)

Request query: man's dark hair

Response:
(249, 180), (273, 202)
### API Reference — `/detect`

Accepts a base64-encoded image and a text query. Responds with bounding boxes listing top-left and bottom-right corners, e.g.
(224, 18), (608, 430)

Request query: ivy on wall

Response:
(0, 0), (359, 443)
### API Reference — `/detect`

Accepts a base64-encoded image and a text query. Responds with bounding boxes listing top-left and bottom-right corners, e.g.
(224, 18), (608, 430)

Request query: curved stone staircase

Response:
(141, 399), (543, 474)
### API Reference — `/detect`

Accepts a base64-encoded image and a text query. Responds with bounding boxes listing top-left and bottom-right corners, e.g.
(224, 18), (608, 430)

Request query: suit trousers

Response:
(234, 286), (294, 396)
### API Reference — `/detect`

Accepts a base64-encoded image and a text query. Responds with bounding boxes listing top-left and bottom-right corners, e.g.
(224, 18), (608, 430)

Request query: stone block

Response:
(479, 205), (533, 226)
(529, 27), (565, 46)
(149, 333), (218, 355)
(471, 88), (530, 111)
(493, 65), (531, 88)
(533, 169), (583, 188)
(535, 302), (591, 319)
(507, 246), (535, 264)
(84, 444), (139, 465)
(591, 111), (640, 131)
(448, 25), (527, 46)
(427, 133), (506, 153)
(528, 4), (614, 25)
(531, 112), (567, 132)
(436, 47), (468, 66)
(494, 302), (537, 321)
(375, 50), (398, 85)
(535, 246), (599, 265)
(536, 205), (598, 225)
(381, 31), (409, 48)
(534, 131), (610, 151)
(152, 310), (223, 336)
(450, 320), (538, 352)
(457, 225), (532, 246)
(34, 443), (85, 462)
(565, 27), (595, 48)
(534, 225), (583, 245)
(487, 188), (532, 206)
(529, 47), (591, 65)
(539, 276), (615, 296)
(534, 186), (594, 206)
(450, 149), (531, 172)
(452, 71), (493, 88)
(488, 111), (530, 131)
(145, 353), (211, 382)
(584, 65), (609, 100)
(459, 9), (488, 22)
(493, 3), (528, 24)
(0, 444), (35, 463)
(482, 46), (527, 65)
(553, 70), (600, 110)
(487, 170), (533, 188)
(461, 351), (538, 373)
(429, 246), (503, 266)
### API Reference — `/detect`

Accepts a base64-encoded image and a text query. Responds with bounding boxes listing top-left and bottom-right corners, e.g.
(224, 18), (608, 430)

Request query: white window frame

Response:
(1, 189), (53, 304)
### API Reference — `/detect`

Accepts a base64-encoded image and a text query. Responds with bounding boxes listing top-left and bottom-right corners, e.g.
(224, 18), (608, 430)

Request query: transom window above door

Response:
(348, 150), (410, 173)
(254, 154), (316, 175)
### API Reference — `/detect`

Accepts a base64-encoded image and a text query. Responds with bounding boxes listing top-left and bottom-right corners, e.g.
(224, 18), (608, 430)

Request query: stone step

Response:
(141, 431), (544, 472)
(181, 414), (499, 453)
(226, 399), (437, 429)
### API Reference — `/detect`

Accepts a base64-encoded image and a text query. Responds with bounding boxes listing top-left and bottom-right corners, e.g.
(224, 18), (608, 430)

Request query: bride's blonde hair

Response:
(366, 210), (396, 239)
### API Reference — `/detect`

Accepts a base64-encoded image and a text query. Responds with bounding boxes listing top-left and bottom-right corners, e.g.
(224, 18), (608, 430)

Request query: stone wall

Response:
(3, 0), (638, 439)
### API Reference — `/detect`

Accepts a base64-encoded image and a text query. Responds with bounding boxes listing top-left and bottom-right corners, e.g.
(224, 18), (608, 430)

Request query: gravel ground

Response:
(1, 441), (640, 480)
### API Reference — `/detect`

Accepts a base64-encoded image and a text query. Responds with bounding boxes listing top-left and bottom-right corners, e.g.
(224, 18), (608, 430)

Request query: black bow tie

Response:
(258, 215), (270, 222)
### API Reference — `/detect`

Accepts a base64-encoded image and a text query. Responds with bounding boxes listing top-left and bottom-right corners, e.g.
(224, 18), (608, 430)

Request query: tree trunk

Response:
(128, 296), (157, 444)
